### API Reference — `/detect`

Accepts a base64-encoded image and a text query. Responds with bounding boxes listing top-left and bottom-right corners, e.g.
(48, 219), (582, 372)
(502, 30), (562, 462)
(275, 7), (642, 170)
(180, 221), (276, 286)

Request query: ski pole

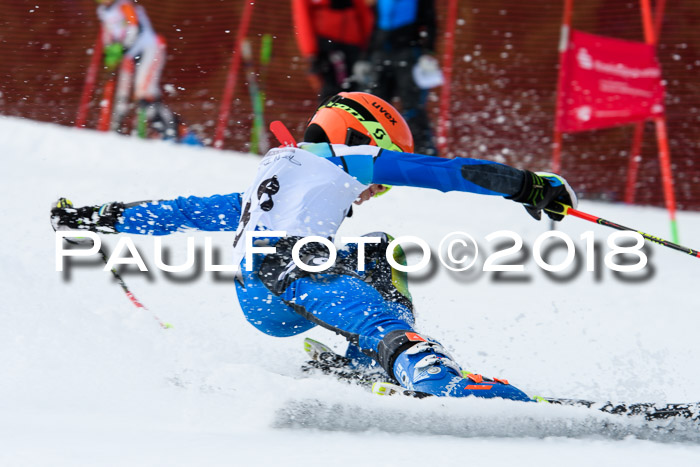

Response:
(76, 28), (104, 128)
(96, 246), (173, 329)
(564, 207), (700, 259)
(61, 235), (172, 329)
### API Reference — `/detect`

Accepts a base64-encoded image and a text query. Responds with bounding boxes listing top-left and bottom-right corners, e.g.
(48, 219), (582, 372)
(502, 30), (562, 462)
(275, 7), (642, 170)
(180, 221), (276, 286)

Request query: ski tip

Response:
(371, 381), (404, 397)
(371, 382), (433, 399)
(303, 337), (332, 360)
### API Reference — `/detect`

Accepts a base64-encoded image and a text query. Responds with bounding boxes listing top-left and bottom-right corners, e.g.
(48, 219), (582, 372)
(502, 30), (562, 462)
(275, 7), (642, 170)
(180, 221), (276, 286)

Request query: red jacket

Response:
(292, 0), (374, 57)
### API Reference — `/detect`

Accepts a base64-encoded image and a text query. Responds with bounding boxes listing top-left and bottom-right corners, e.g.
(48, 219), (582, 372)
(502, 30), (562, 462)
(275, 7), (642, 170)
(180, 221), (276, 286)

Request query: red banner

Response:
(557, 30), (665, 132)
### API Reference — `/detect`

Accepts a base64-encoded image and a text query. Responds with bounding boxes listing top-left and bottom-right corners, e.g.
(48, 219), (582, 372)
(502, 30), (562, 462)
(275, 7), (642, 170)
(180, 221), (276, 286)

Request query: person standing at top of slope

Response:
(362, 0), (440, 156)
(95, 0), (178, 139)
(50, 92), (577, 400)
(292, 0), (375, 102)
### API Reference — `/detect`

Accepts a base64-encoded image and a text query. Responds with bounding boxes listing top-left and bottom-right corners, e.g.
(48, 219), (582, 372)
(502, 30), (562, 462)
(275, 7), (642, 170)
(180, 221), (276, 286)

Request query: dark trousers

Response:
(368, 47), (438, 156)
(312, 39), (363, 103)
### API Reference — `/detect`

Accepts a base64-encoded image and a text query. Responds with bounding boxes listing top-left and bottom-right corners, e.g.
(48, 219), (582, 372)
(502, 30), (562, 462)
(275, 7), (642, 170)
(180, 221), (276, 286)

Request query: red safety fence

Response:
(2, 0), (700, 210)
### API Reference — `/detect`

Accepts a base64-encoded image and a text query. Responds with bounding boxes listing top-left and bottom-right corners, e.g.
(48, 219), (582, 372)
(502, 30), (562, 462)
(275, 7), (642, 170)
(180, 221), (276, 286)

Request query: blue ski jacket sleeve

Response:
(113, 147), (523, 235)
(116, 193), (243, 235)
(325, 149), (525, 197)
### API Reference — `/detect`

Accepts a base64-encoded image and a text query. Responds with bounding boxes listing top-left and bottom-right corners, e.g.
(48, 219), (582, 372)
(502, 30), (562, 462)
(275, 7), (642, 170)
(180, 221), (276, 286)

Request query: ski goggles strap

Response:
(320, 95), (403, 153)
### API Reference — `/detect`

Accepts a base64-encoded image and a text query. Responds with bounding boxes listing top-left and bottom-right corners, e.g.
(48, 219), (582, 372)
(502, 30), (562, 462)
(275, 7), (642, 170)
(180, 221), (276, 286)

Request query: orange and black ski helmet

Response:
(304, 92), (414, 153)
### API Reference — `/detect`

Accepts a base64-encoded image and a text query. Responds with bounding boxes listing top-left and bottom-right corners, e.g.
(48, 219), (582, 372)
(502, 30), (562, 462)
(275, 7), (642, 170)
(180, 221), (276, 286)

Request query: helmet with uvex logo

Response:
(304, 92), (414, 153)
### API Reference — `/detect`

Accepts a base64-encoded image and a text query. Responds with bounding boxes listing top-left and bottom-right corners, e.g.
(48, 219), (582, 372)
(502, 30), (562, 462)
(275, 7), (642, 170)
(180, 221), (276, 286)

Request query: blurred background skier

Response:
(51, 92), (576, 400)
(96, 0), (178, 139)
(361, 0), (440, 156)
(292, 0), (375, 102)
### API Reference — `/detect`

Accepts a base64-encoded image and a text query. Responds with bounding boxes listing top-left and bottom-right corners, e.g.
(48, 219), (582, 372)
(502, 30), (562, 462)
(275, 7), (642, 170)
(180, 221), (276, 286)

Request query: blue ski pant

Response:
(234, 235), (533, 401)
(234, 235), (416, 362)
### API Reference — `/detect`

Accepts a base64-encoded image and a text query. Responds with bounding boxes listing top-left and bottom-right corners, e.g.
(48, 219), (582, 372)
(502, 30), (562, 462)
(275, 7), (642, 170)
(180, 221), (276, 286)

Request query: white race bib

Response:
(232, 147), (366, 266)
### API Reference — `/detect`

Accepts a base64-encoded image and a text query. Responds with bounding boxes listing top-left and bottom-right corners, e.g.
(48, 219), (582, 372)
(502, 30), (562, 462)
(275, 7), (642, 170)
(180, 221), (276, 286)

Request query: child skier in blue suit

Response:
(51, 92), (577, 400)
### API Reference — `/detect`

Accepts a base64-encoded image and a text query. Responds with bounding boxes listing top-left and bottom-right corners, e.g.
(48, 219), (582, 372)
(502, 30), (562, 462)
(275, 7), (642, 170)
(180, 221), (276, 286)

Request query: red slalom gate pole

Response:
(76, 29), (104, 128)
(97, 75), (116, 132)
(625, 0), (667, 204)
(566, 207), (700, 259)
(436, 0), (458, 157)
(654, 0), (666, 36)
(214, 1), (256, 149)
(551, 0), (574, 173)
(640, 0), (678, 242)
(653, 117), (679, 241)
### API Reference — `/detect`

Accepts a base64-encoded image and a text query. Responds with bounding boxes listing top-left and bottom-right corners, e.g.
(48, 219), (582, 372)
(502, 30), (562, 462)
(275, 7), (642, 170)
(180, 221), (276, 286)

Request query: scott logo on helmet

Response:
(373, 128), (386, 140)
(371, 102), (397, 125)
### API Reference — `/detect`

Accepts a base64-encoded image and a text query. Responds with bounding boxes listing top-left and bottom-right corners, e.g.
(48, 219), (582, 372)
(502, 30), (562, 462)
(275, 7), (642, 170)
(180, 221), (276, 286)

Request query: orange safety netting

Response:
(2, 0), (699, 210)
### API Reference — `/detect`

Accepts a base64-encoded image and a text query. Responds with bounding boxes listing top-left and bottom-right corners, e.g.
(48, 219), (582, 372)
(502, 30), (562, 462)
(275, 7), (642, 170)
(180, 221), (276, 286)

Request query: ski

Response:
(301, 338), (389, 389)
(544, 397), (700, 422)
(300, 338), (700, 422)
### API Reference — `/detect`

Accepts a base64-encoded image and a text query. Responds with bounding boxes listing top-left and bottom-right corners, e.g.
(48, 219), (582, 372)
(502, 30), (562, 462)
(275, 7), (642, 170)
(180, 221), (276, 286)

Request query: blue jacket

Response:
(116, 147), (524, 235)
(371, 0), (436, 52)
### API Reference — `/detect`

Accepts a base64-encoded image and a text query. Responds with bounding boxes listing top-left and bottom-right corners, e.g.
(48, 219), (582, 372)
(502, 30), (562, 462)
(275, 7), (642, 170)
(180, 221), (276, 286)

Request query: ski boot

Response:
(136, 99), (179, 140)
(391, 337), (532, 401)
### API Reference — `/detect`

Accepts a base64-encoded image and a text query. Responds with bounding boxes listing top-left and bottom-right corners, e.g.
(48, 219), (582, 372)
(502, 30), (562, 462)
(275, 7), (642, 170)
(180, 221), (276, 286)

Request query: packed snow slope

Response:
(2, 116), (700, 466)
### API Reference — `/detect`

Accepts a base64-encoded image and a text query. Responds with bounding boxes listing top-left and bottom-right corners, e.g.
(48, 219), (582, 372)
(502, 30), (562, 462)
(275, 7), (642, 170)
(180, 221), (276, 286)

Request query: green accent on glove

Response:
(51, 198), (125, 234)
(56, 197), (73, 209)
(508, 170), (575, 222)
(104, 43), (124, 70)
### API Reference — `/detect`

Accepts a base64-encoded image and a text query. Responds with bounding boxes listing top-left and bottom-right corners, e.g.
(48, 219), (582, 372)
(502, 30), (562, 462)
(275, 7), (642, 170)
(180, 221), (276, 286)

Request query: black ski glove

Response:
(507, 171), (578, 221)
(50, 197), (125, 233)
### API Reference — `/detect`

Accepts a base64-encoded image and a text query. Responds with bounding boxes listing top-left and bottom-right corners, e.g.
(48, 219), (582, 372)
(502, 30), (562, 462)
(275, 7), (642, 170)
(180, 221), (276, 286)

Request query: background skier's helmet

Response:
(304, 92), (414, 153)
